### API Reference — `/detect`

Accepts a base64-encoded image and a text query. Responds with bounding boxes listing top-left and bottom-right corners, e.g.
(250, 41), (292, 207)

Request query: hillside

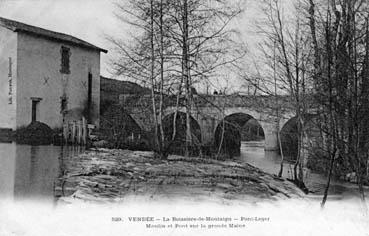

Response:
(100, 76), (151, 104)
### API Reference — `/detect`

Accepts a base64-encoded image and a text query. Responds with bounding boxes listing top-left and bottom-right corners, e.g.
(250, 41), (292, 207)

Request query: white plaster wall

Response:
(16, 33), (100, 129)
(0, 27), (17, 129)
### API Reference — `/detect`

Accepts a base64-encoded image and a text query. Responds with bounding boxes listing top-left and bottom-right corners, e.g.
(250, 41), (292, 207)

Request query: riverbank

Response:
(56, 148), (305, 204)
(2, 145), (369, 236)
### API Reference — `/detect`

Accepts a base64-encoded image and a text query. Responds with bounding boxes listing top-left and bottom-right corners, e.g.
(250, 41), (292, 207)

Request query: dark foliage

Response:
(16, 121), (54, 145)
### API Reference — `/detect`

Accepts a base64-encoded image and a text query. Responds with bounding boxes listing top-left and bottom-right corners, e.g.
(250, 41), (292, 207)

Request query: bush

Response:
(16, 121), (54, 145)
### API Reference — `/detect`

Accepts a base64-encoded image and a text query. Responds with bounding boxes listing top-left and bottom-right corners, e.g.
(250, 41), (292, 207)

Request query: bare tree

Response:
(307, 0), (369, 209)
(246, 0), (312, 188)
(109, 0), (246, 157)
(107, 0), (170, 157)
(164, 0), (246, 156)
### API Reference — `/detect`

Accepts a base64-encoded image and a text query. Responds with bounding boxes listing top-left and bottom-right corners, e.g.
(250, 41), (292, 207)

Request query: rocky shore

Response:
(56, 148), (305, 204)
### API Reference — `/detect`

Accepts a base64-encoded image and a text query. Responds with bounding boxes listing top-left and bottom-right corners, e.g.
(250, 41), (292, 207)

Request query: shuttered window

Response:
(60, 46), (71, 74)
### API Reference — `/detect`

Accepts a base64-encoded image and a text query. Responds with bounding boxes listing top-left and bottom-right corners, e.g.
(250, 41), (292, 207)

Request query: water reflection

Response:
(0, 143), (83, 202)
(239, 141), (367, 197)
(0, 141), (366, 202)
(239, 141), (294, 177)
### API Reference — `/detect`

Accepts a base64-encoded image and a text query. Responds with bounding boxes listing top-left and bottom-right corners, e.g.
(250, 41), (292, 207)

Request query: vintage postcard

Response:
(0, 0), (368, 235)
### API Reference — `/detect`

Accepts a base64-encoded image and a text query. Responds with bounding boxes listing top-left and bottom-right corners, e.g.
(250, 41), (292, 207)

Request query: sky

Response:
(0, 0), (266, 91)
(0, 0), (119, 77)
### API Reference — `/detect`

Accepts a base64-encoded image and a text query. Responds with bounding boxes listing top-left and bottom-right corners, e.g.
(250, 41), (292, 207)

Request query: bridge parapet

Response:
(119, 93), (295, 113)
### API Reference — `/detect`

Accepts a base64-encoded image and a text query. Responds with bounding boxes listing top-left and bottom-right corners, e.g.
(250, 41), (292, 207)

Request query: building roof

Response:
(0, 16), (107, 53)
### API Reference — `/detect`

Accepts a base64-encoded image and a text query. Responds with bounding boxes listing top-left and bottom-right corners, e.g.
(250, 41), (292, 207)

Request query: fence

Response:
(63, 117), (95, 145)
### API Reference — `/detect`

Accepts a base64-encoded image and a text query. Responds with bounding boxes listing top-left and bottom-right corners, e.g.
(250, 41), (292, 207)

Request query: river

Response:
(0, 143), (84, 202)
(239, 141), (367, 199)
(0, 142), (365, 202)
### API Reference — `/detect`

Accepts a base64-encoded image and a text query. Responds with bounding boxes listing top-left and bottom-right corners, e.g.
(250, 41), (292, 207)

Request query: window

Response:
(60, 46), (71, 74)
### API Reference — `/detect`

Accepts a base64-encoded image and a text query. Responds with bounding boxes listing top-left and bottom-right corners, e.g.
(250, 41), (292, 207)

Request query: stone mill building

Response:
(0, 17), (107, 130)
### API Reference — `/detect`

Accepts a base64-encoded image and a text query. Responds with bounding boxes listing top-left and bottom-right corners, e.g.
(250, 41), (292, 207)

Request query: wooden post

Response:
(61, 118), (89, 146)
(82, 117), (87, 145)
(72, 121), (76, 144)
(63, 123), (68, 144)
(69, 122), (73, 144)
(78, 121), (82, 144)
(76, 122), (79, 145)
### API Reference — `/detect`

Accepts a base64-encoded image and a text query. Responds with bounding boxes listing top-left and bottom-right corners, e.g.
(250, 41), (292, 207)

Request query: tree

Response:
(108, 0), (175, 158)
(109, 0), (246, 157)
(307, 0), (369, 209)
(161, 0), (246, 155)
(251, 0), (369, 206)
(246, 0), (312, 187)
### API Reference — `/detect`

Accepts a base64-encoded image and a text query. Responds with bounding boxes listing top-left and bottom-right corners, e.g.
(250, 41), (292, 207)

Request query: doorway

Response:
(30, 97), (42, 123)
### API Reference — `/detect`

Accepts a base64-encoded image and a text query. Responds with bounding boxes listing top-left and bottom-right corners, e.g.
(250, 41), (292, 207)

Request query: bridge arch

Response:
(100, 105), (144, 143)
(162, 111), (202, 155)
(279, 114), (319, 160)
(130, 113), (151, 132)
(280, 116), (299, 159)
(214, 112), (265, 157)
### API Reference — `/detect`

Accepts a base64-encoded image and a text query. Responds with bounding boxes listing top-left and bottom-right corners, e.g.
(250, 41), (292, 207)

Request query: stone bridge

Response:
(119, 94), (305, 152)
